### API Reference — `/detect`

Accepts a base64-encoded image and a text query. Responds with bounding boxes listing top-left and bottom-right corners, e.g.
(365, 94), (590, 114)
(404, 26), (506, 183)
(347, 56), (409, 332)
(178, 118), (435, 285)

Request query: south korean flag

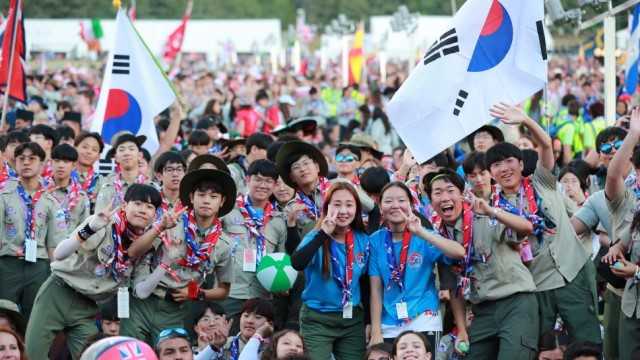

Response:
(387, 0), (547, 163)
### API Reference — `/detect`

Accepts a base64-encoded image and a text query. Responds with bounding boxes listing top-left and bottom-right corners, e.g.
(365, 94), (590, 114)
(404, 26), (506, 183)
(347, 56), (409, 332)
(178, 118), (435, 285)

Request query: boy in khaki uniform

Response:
(0, 142), (55, 320)
(39, 144), (90, 240)
(25, 184), (163, 360)
(602, 107), (640, 360)
(222, 159), (288, 327)
(121, 168), (236, 345)
(425, 169), (539, 359)
(487, 104), (600, 345)
(95, 132), (149, 213)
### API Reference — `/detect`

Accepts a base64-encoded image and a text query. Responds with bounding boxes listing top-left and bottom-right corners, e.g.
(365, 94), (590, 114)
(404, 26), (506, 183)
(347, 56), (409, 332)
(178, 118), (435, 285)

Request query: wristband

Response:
(187, 280), (200, 300)
(77, 223), (96, 242)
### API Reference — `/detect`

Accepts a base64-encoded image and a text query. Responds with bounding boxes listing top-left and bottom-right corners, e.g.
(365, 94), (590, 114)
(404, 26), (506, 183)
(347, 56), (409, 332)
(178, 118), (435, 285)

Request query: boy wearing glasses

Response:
(587, 126), (628, 192)
(154, 151), (188, 212)
(221, 159), (289, 330)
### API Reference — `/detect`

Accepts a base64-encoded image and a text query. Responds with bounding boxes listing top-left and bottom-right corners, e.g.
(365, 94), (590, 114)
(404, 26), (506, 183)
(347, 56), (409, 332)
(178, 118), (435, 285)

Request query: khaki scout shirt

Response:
(76, 169), (104, 205)
(447, 215), (536, 304)
(132, 215), (233, 299)
(287, 187), (324, 238)
(0, 180), (59, 259)
(38, 186), (91, 241)
(222, 205), (287, 299)
(607, 188), (640, 318)
(51, 215), (136, 303)
(95, 172), (148, 213)
(502, 165), (589, 292)
(229, 163), (247, 196)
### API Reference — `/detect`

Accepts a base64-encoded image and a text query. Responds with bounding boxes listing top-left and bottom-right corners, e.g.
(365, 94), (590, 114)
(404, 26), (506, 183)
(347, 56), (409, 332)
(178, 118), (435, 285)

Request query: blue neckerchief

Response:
(329, 238), (352, 306)
(16, 184), (35, 246)
(244, 196), (266, 261)
(297, 191), (319, 219)
(384, 229), (407, 292)
(229, 335), (240, 360)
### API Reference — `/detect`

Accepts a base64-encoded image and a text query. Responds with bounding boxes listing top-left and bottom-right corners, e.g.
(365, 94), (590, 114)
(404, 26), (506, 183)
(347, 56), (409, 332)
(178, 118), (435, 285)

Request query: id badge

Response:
(396, 302), (409, 320)
(25, 239), (37, 263)
(243, 249), (257, 272)
(342, 301), (353, 319)
(117, 287), (130, 319)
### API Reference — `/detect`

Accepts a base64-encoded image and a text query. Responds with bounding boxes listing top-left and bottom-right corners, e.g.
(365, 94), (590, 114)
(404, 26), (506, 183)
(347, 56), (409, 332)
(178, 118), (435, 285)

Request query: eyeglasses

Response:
(163, 166), (185, 174)
(599, 140), (623, 154)
(336, 154), (358, 163)
(156, 327), (190, 346)
(291, 160), (314, 172)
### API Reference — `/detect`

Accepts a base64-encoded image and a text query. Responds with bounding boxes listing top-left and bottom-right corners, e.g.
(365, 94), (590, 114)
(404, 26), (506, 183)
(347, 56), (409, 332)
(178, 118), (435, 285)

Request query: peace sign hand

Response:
(402, 210), (422, 234)
(321, 210), (337, 235)
(160, 207), (187, 232)
(89, 203), (120, 231)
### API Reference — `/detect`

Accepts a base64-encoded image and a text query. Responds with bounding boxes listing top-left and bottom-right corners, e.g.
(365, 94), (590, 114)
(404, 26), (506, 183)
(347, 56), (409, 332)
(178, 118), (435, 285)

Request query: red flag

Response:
(128, 0), (137, 21)
(0, 0), (26, 102)
(162, 0), (192, 65)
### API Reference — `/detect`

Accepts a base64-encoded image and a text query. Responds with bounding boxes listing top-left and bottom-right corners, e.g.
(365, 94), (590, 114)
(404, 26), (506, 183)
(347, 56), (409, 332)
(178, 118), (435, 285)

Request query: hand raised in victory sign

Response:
(89, 203), (120, 232)
(321, 209), (337, 235)
(158, 207), (187, 232)
(401, 209), (422, 234)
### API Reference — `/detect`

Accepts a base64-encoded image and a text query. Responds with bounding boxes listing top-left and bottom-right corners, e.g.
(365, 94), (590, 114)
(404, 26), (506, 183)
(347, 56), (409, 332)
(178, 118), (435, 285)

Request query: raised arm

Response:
(473, 196), (533, 236)
(606, 107), (640, 201)
(405, 212), (465, 259)
(490, 103), (554, 170)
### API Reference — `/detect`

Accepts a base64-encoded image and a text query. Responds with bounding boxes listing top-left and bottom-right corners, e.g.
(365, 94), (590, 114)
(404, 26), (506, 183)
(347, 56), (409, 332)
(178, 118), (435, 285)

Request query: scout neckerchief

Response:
(16, 182), (45, 255)
(236, 194), (273, 263)
(41, 160), (53, 188)
(492, 178), (550, 244)
(158, 190), (183, 218)
(178, 210), (222, 271)
(113, 164), (147, 205)
(0, 161), (16, 190)
(229, 335), (241, 360)
(108, 208), (130, 280)
(439, 202), (474, 298)
(384, 227), (411, 291)
(349, 174), (360, 186)
(294, 176), (330, 220)
(73, 167), (100, 201)
(48, 178), (82, 224)
(329, 229), (355, 308)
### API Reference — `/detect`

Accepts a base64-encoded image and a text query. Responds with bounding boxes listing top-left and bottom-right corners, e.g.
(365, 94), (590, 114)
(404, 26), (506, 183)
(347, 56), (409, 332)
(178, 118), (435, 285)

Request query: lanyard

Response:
(237, 195), (272, 262)
(439, 202), (474, 276)
(178, 210), (221, 271)
(384, 228), (411, 291)
(329, 230), (354, 307)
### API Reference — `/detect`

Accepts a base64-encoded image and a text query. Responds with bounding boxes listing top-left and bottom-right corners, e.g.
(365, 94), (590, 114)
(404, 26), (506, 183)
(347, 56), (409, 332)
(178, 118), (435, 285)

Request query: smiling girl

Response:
(292, 182), (371, 360)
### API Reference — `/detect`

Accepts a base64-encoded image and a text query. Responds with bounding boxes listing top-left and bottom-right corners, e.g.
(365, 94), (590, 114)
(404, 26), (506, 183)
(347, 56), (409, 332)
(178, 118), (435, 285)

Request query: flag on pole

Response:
(387, 0), (547, 163)
(626, 5), (640, 95)
(79, 18), (104, 52)
(90, 9), (177, 155)
(128, 0), (137, 21)
(348, 22), (364, 85)
(162, 0), (192, 66)
(0, 0), (26, 102)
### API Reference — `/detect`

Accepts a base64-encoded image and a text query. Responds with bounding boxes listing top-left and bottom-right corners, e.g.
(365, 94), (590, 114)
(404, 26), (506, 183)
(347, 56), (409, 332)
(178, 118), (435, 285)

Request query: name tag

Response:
(396, 302), (409, 320)
(25, 239), (37, 263)
(343, 301), (353, 319)
(117, 287), (130, 318)
(243, 249), (257, 272)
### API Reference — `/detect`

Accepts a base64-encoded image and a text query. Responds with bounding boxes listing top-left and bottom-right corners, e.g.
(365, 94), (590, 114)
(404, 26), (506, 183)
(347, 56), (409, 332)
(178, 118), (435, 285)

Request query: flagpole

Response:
(0, 0), (21, 131)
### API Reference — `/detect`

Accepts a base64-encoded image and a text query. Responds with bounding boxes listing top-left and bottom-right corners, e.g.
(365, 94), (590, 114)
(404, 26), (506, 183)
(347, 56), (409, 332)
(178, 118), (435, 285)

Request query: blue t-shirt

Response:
(298, 229), (370, 313)
(369, 228), (447, 326)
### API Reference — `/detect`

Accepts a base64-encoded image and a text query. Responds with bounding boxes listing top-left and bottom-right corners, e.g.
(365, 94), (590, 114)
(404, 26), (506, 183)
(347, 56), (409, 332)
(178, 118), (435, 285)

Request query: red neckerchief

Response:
(236, 195), (273, 235)
(160, 191), (183, 213)
(350, 175), (360, 186)
(113, 164), (147, 204)
(386, 228), (412, 290)
(41, 159), (53, 180)
(108, 209), (130, 280)
(177, 210), (222, 270)
(439, 202), (473, 274)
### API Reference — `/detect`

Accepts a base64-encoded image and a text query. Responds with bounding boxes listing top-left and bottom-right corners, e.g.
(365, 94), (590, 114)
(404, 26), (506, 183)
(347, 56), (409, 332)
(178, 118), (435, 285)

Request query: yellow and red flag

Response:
(348, 22), (364, 85)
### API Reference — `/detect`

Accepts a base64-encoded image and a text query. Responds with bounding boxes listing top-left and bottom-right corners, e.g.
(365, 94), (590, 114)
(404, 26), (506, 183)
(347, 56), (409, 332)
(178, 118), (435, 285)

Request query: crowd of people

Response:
(0, 54), (634, 360)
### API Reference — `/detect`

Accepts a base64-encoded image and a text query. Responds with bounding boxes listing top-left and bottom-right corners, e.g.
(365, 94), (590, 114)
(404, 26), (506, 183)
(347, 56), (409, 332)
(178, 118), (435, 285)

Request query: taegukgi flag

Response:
(91, 8), (176, 154)
(387, 0), (547, 163)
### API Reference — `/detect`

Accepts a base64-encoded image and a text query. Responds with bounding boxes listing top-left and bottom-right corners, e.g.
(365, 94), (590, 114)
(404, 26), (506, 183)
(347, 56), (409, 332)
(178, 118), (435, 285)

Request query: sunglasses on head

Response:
(336, 153), (358, 163)
(156, 327), (190, 347)
(599, 140), (624, 154)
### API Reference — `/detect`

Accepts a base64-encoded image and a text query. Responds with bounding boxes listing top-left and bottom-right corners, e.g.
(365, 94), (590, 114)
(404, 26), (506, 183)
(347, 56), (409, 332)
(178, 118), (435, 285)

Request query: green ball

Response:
(456, 341), (469, 353)
(256, 252), (298, 293)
